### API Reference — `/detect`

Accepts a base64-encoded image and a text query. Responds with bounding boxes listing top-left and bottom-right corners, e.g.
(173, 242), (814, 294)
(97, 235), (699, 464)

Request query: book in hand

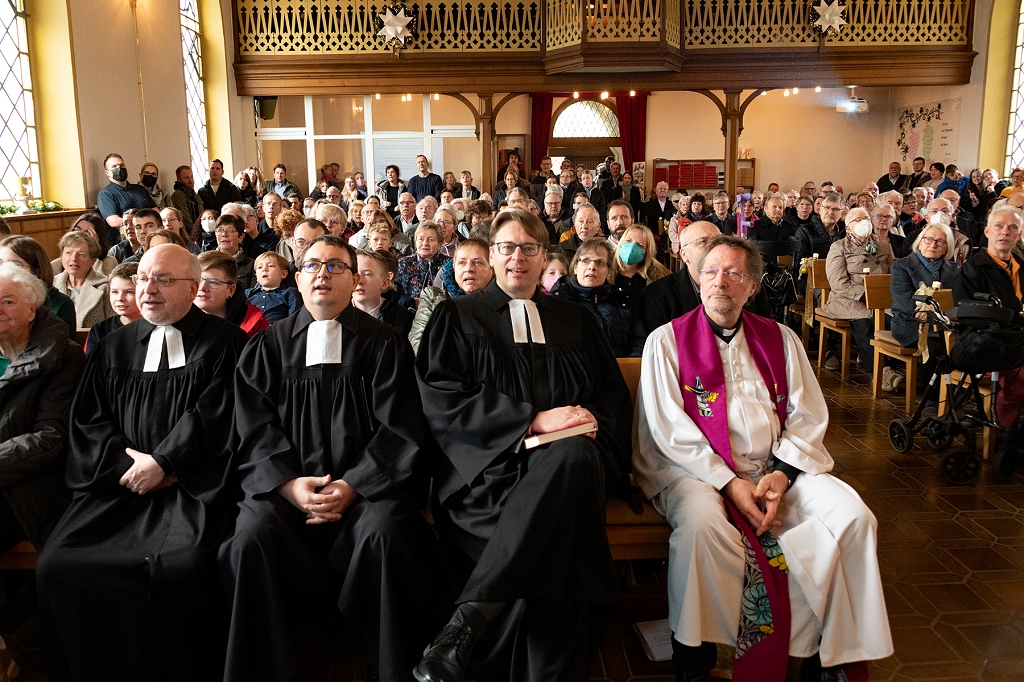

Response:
(523, 422), (597, 449)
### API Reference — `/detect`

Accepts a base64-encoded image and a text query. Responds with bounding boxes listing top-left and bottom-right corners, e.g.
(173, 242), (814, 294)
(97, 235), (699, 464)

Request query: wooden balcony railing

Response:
(682, 0), (971, 49)
(236, 0), (542, 53)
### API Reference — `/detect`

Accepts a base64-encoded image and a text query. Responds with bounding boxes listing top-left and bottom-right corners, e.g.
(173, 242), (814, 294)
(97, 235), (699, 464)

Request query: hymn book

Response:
(522, 422), (598, 449)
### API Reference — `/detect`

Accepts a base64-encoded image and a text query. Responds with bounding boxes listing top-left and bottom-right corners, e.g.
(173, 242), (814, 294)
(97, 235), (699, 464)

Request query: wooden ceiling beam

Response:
(233, 47), (976, 95)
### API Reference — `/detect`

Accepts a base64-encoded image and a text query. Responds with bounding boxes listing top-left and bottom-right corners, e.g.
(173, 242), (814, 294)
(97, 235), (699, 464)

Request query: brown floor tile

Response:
(890, 626), (962, 664)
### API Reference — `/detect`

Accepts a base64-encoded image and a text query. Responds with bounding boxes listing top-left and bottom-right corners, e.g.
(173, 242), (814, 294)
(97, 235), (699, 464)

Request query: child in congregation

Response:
(353, 249), (414, 336)
(85, 262), (141, 353)
(542, 252), (569, 293)
(246, 251), (301, 323)
(366, 222), (398, 256)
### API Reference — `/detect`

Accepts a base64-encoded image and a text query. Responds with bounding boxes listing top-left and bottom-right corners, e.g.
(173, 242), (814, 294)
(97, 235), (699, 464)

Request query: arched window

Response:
(180, 0), (209, 180)
(1006, 1), (1024, 174)
(552, 101), (619, 138)
(0, 0), (39, 201)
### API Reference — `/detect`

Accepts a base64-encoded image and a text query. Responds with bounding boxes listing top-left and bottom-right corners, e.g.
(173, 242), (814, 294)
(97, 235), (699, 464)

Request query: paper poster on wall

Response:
(632, 162), (646, 193)
(372, 137), (424, 184)
(894, 99), (960, 166)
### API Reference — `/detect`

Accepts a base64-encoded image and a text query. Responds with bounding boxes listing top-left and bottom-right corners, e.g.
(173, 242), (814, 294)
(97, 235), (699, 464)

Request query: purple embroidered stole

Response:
(672, 306), (792, 682)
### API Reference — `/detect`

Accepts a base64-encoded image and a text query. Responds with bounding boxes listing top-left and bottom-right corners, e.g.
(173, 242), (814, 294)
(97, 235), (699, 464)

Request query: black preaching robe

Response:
(416, 280), (631, 605)
(36, 306), (247, 682)
(221, 305), (437, 682)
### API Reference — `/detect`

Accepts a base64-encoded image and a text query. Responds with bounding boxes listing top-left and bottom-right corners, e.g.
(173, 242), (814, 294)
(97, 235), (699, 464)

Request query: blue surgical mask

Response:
(618, 241), (644, 266)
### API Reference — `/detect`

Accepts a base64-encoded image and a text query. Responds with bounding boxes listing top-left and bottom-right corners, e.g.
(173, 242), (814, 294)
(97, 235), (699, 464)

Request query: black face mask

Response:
(110, 167), (128, 183)
(141, 174), (157, 189)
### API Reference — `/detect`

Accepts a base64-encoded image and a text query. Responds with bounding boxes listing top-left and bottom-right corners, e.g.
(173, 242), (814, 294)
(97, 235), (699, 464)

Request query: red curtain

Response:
(615, 92), (648, 173)
(530, 93), (553, 173)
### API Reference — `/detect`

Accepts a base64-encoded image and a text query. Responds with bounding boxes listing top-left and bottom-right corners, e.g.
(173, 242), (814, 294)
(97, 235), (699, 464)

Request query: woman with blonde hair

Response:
(612, 224), (670, 307)
(273, 208), (305, 264)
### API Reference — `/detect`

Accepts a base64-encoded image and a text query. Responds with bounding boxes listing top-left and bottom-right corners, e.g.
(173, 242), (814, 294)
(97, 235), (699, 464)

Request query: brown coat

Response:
(821, 235), (893, 320)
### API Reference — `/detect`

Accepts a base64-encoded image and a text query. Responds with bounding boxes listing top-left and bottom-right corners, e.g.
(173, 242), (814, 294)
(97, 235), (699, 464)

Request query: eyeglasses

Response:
(437, 219), (455, 227)
(578, 257), (609, 268)
(821, 205), (843, 213)
(201, 277), (231, 288)
(132, 274), (190, 287)
(293, 238), (311, 249)
(215, 228), (238, 236)
(874, 215), (894, 222)
(302, 259), (352, 274)
(921, 236), (947, 246)
(700, 268), (748, 283)
(493, 241), (544, 256)
(681, 236), (713, 250)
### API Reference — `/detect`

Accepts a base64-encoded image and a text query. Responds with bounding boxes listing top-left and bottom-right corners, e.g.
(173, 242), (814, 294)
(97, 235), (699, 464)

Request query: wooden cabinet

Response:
(652, 158), (756, 195)
(4, 210), (88, 260)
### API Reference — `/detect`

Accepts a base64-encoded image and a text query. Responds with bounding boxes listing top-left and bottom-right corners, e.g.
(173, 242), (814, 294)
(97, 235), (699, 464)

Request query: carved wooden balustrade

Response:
(232, 0), (976, 92)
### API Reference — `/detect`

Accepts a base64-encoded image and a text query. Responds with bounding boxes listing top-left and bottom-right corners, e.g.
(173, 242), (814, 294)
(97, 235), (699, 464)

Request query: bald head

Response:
(679, 221), (722, 280)
(137, 244), (201, 326)
(927, 198), (954, 219)
(939, 189), (961, 210)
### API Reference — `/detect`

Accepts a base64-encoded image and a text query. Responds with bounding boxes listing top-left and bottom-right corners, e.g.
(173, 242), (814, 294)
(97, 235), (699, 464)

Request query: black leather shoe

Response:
(412, 608), (481, 682)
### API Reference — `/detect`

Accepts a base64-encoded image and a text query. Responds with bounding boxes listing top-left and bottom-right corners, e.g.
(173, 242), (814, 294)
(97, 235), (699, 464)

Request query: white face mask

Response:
(852, 220), (873, 238)
(201, 218), (216, 234)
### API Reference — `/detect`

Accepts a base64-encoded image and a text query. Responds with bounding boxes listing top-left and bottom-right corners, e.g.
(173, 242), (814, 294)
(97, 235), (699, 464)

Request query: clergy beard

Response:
(703, 291), (743, 324)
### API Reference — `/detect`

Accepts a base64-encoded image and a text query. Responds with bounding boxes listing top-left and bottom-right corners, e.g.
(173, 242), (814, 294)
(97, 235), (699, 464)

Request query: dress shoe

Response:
(413, 607), (483, 682)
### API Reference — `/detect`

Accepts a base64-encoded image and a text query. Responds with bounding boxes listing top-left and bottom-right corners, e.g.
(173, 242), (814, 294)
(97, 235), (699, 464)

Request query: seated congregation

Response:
(2, 153), (1023, 682)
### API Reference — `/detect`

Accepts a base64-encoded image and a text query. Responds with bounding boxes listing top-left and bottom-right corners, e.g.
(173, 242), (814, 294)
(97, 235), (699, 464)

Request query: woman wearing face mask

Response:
(549, 237), (637, 357)
(820, 207), (893, 374)
(612, 225), (669, 308)
(190, 208), (220, 253)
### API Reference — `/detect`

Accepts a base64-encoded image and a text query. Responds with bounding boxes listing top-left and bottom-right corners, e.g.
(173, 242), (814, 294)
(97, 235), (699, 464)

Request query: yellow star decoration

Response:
(812, 0), (847, 37)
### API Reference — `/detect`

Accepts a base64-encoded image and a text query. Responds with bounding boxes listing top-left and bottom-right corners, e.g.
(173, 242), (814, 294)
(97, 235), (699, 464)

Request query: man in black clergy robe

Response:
(413, 209), (632, 682)
(633, 220), (772, 353)
(220, 235), (438, 682)
(36, 244), (248, 681)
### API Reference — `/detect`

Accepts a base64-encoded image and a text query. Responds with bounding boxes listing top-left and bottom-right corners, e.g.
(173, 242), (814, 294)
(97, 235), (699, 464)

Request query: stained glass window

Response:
(0, 0), (39, 201)
(552, 101), (619, 138)
(180, 0), (209, 180)
(1006, 3), (1024, 175)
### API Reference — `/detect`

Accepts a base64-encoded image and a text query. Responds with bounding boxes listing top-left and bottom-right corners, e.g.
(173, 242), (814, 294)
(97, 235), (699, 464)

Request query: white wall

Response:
(69, 0), (191, 204)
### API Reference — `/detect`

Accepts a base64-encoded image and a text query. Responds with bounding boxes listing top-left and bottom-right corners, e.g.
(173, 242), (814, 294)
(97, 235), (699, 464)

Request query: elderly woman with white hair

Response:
(889, 214), (958, 393)
(820, 206), (894, 373)
(53, 231), (115, 329)
(0, 261), (85, 555)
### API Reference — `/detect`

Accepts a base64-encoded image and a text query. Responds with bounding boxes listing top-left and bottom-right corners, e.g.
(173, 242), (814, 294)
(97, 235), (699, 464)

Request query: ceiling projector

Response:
(837, 97), (869, 113)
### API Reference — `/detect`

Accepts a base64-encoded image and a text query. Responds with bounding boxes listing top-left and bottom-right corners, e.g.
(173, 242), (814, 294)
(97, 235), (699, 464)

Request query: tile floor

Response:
(3, 363), (1023, 681)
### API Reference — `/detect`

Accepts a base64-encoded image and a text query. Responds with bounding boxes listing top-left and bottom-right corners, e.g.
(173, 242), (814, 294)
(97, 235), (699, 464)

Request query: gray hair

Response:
(821, 192), (844, 207)
(878, 190), (902, 205)
(417, 196), (439, 210)
(697, 234), (764, 291)
(911, 220), (956, 261)
(0, 261), (46, 308)
(544, 185), (564, 199)
(987, 203), (1024, 228)
(573, 202), (598, 220)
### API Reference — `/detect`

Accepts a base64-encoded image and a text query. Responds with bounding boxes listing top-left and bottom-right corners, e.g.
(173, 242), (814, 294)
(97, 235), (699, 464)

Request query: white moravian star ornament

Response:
(812, 0), (847, 37)
(378, 5), (414, 54)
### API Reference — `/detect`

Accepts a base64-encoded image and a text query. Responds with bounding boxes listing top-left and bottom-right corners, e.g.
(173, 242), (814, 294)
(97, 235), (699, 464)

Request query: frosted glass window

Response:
(0, 0), (39, 201)
(552, 101), (619, 138)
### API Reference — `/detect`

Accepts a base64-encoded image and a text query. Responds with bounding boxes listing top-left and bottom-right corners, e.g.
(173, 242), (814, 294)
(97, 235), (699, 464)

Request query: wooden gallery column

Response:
(478, 93), (494, 194)
(695, 89), (766, 193)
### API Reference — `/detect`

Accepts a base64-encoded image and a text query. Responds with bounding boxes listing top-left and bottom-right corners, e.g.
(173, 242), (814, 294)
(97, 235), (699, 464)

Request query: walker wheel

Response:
(926, 422), (955, 452)
(889, 419), (913, 453)
(942, 449), (980, 485)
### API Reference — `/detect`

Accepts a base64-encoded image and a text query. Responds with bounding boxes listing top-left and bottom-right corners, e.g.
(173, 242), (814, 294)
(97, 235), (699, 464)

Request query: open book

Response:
(523, 422), (597, 449)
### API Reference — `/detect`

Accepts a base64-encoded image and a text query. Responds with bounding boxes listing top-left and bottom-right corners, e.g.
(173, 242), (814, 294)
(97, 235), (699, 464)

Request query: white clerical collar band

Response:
(143, 325), (186, 372)
(306, 319), (343, 366)
(508, 299), (546, 344)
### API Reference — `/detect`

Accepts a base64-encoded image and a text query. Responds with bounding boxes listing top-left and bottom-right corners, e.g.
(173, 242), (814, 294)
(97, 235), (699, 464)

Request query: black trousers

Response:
(219, 494), (439, 682)
(0, 494), (26, 554)
(850, 317), (875, 371)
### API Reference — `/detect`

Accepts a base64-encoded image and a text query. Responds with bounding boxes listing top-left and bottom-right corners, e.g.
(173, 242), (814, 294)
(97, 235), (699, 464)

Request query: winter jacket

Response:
(820, 236), (893, 320)
(549, 275), (638, 357)
(0, 310), (85, 548)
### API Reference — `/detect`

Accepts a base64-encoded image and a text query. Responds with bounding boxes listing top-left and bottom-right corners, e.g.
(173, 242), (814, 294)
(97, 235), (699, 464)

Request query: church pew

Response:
(608, 358), (670, 561)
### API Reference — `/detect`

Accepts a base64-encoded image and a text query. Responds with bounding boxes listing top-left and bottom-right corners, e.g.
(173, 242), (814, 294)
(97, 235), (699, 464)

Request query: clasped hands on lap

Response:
(529, 405), (598, 439)
(277, 475), (358, 524)
(723, 471), (789, 536)
(119, 448), (177, 495)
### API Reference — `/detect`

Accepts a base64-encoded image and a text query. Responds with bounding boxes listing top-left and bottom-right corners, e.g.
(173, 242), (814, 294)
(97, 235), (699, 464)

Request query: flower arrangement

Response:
(0, 200), (62, 214)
